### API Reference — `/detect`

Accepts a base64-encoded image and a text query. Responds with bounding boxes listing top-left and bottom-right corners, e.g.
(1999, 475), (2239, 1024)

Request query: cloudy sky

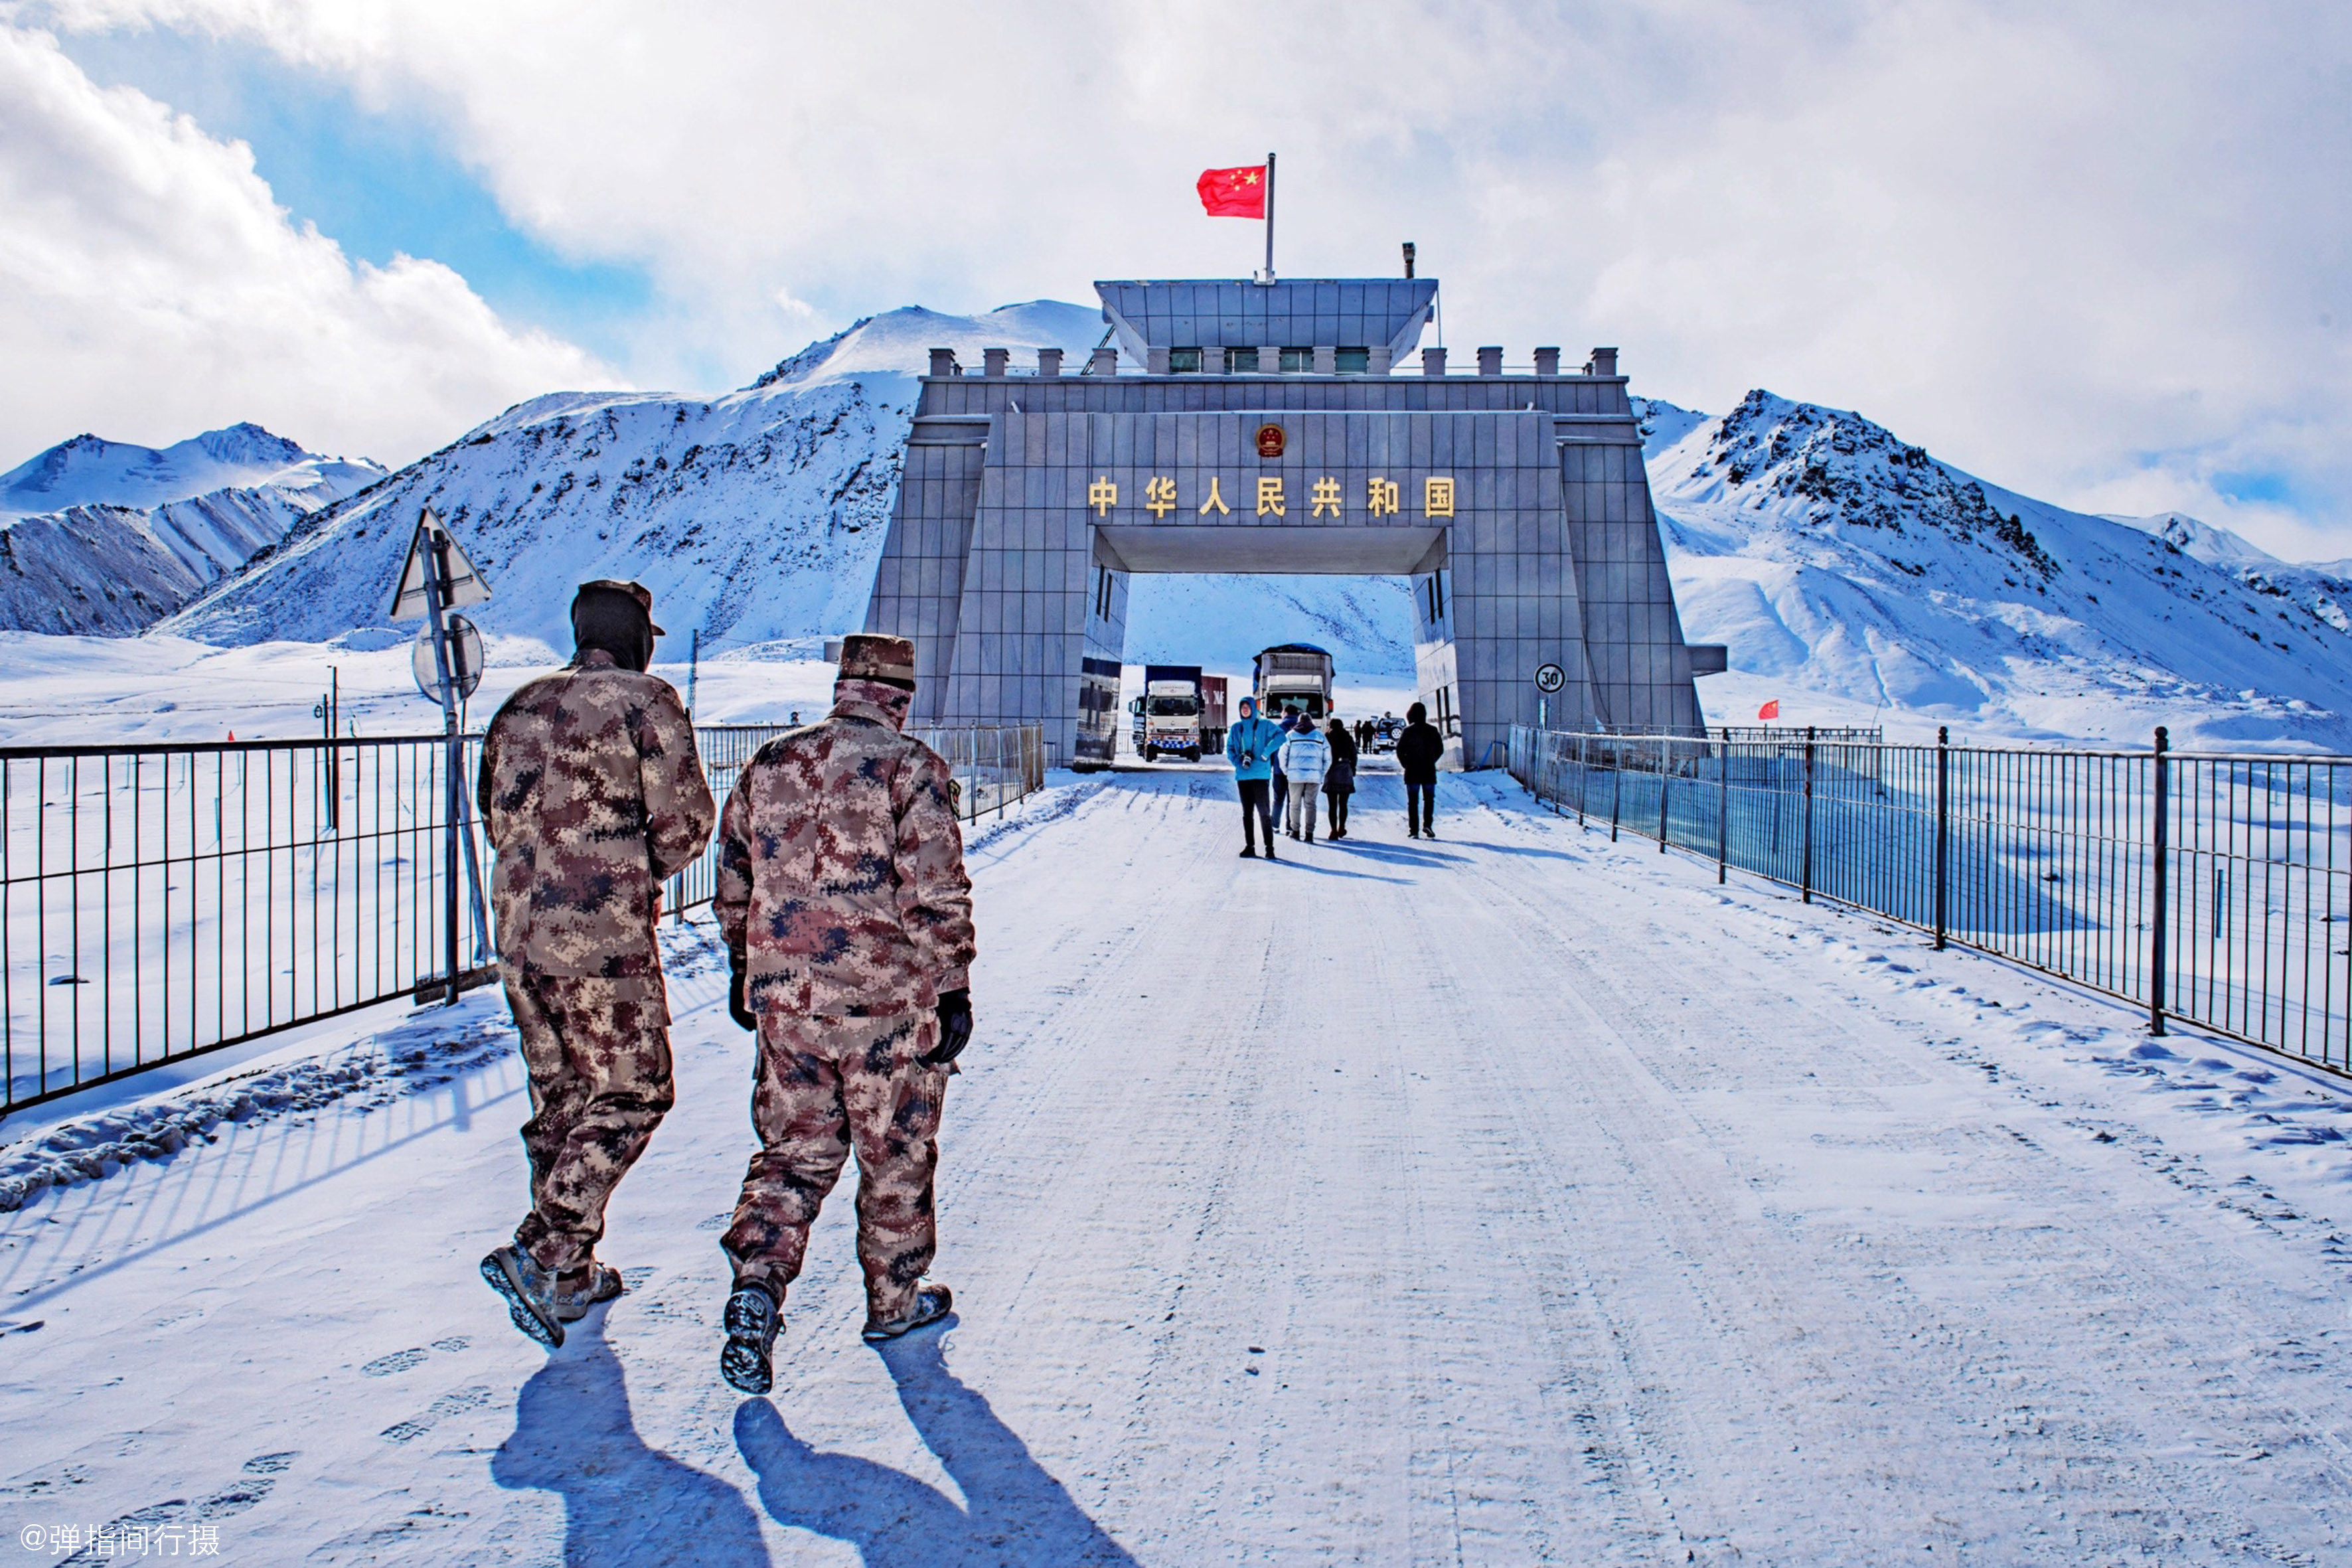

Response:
(5, 1), (2349, 559)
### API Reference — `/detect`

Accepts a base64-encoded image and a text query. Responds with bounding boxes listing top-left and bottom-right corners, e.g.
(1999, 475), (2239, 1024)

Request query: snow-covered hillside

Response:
(0, 423), (377, 520)
(116, 342), (2352, 742)
(170, 306), (1111, 654)
(1646, 391), (2352, 748)
(171, 303), (1419, 676)
(0, 425), (386, 635)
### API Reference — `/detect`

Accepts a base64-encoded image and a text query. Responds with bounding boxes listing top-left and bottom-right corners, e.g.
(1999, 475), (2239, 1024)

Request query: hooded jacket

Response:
(1225, 712), (1287, 782)
(1396, 720), (1445, 784)
(1279, 727), (1330, 785)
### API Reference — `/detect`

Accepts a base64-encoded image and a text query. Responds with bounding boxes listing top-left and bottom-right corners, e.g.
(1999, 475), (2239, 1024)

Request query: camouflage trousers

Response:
(722, 1012), (949, 1324)
(505, 968), (676, 1275)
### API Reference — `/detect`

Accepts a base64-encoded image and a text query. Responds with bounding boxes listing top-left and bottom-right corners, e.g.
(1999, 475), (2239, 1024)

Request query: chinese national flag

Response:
(1758, 699), (1780, 720)
(1197, 165), (1267, 218)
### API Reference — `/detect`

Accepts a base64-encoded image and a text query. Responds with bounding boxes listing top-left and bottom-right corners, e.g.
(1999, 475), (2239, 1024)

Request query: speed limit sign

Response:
(1533, 663), (1566, 694)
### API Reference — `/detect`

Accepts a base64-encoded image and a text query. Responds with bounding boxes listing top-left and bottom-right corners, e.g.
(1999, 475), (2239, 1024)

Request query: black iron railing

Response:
(1509, 726), (2352, 1075)
(2, 722), (1044, 1113)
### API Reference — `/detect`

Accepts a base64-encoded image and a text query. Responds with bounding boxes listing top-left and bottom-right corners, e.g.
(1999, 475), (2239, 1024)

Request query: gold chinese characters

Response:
(1085, 474), (1454, 520)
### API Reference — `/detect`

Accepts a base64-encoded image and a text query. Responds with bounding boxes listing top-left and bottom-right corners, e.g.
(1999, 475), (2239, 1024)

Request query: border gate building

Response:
(861, 276), (1722, 767)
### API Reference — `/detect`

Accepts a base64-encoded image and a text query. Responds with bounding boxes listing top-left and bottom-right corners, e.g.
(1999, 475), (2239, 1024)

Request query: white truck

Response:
(1131, 665), (1207, 761)
(1253, 643), (1335, 723)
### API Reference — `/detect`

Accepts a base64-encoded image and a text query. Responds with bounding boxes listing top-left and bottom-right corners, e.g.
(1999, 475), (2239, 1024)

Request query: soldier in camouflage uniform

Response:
(477, 579), (716, 1349)
(712, 632), (977, 1393)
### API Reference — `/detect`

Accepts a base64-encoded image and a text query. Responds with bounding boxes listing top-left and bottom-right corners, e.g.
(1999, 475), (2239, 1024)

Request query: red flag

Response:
(1757, 699), (1780, 721)
(1197, 165), (1267, 218)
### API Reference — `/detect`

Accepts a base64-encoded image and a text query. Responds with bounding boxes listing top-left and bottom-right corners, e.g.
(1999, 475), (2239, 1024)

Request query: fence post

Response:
(1657, 738), (1670, 852)
(1575, 736), (1587, 826)
(1934, 725), (1948, 951)
(1716, 734), (1728, 884)
(2150, 725), (2169, 1036)
(1609, 743), (1621, 842)
(1801, 726), (1816, 904)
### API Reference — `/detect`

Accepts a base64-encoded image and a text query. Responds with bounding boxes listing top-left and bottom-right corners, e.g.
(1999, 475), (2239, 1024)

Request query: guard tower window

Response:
(1278, 347), (1313, 374)
(1335, 347), (1371, 374)
(1223, 347), (1261, 374)
(1425, 569), (1447, 624)
(1169, 347), (1202, 374)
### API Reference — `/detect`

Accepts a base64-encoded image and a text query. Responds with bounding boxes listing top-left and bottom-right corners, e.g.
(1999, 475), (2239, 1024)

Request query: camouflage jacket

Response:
(714, 679), (976, 1017)
(479, 650), (716, 981)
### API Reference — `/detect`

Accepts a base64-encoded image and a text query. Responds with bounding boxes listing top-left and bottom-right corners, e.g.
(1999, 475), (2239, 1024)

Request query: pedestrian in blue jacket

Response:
(1224, 696), (1287, 860)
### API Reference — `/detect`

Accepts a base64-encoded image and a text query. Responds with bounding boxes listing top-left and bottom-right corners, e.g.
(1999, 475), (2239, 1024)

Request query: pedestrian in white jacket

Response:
(1279, 724), (1330, 842)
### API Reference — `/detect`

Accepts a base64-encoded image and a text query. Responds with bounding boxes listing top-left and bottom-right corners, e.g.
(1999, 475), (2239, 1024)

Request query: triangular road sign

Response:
(388, 507), (492, 621)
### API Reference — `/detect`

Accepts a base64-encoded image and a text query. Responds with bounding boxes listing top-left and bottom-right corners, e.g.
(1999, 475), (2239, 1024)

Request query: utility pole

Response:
(390, 508), (494, 1003)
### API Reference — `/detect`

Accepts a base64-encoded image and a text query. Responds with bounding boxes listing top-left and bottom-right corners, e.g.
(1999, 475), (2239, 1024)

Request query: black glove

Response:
(923, 989), (972, 1066)
(728, 951), (757, 1033)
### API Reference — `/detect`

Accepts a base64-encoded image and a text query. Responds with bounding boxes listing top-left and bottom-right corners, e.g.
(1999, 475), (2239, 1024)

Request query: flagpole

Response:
(1263, 151), (1276, 281)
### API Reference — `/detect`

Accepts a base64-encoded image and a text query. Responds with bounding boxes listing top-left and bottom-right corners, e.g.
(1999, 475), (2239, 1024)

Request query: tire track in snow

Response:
(1458, 775), (2352, 1562)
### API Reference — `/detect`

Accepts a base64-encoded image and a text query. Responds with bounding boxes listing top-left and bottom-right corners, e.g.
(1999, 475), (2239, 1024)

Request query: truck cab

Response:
(1131, 664), (1207, 761)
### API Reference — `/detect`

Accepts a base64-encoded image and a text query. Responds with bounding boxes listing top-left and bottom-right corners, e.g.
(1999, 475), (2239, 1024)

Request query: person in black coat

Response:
(1321, 715), (1358, 840)
(1395, 701), (1443, 838)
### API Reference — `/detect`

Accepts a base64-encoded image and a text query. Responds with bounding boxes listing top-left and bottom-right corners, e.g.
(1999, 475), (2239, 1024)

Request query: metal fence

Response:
(2, 722), (1045, 1113)
(1509, 726), (2352, 1075)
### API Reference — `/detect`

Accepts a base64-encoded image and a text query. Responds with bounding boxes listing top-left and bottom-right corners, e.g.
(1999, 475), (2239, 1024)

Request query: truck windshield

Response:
(1148, 697), (1200, 716)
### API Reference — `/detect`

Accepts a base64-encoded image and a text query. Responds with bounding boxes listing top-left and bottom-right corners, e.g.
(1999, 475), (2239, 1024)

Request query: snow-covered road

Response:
(3, 770), (2349, 1564)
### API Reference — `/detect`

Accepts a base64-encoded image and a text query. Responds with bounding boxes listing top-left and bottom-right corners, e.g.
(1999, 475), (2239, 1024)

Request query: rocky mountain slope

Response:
(0, 425), (386, 635)
(144, 319), (2352, 743)
(1645, 390), (2352, 747)
(168, 305), (1111, 653)
(170, 302), (1419, 674)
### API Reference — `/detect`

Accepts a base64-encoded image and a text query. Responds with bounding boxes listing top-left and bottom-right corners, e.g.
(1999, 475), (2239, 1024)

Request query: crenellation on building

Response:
(863, 275), (1713, 767)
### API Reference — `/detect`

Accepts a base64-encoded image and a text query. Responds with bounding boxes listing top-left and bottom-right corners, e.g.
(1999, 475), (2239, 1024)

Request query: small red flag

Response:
(1197, 165), (1267, 218)
(1757, 700), (1780, 721)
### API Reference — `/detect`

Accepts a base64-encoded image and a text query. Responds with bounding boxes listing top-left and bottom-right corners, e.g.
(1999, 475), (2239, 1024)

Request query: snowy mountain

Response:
(152, 335), (2352, 742)
(0, 425), (386, 635)
(0, 422), (378, 520)
(172, 303), (1419, 675)
(1646, 390), (2352, 748)
(169, 305), (1106, 653)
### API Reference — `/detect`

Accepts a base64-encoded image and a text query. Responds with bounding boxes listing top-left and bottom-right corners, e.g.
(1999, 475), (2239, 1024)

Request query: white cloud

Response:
(0, 19), (616, 467)
(15, 1), (2352, 556)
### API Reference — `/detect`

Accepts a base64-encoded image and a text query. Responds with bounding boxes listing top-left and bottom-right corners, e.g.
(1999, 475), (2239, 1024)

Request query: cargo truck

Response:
(1200, 674), (1229, 755)
(1130, 665), (1208, 761)
(1253, 643), (1335, 722)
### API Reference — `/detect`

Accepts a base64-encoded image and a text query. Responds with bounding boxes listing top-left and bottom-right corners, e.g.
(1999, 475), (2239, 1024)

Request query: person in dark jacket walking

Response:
(1396, 701), (1444, 838)
(1322, 714), (1358, 840)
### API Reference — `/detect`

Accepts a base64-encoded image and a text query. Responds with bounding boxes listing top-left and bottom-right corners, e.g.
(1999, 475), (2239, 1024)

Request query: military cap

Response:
(838, 633), (917, 686)
(575, 578), (665, 635)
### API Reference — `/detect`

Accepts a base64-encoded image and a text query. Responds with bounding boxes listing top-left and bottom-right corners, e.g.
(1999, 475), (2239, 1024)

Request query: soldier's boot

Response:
(553, 1261), (626, 1324)
(481, 1244), (566, 1349)
(720, 1282), (783, 1395)
(862, 1283), (954, 1344)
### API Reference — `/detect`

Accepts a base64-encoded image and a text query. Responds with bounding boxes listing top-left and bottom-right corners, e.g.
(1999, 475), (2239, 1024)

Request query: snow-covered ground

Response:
(0, 635), (1417, 751)
(4, 770), (2347, 1563)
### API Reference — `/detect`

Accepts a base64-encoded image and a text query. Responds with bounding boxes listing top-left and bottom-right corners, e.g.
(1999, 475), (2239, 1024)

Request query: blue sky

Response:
(59, 25), (658, 372)
(5, 3), (2350, 561)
